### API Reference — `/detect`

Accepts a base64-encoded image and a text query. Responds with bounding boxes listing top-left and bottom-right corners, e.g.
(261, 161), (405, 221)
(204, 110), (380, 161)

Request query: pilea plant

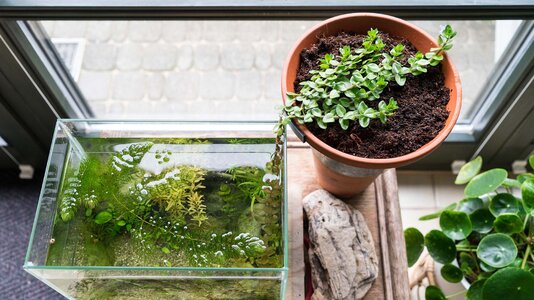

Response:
(276, 25), (456, 132)
(404, 155), (534, 300)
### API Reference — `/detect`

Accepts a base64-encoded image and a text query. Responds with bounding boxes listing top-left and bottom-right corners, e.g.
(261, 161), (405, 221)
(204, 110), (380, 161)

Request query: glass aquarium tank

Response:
(24, 120), (288, 300)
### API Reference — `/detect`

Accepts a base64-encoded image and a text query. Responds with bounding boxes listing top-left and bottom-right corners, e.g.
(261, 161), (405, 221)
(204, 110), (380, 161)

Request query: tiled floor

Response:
(398, 171), (466, 300)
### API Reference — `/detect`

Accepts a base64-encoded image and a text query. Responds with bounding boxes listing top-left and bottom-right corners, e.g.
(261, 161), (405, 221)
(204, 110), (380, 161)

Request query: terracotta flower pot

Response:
(281, 13), (462, 198)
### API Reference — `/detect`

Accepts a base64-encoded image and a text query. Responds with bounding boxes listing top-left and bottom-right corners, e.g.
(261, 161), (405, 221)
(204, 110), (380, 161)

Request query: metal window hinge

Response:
(451, 160), (466, 175)
(511, 160), (527, 174)
(19, 164), (34, 179)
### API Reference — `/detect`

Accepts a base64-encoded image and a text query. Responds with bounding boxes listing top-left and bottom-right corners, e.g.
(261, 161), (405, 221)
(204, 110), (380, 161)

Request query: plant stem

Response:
(523, 215), (530, 231)
(521, 244), (531, 269)
(446, 289), (467, 299)
(456, 248), (477, 252)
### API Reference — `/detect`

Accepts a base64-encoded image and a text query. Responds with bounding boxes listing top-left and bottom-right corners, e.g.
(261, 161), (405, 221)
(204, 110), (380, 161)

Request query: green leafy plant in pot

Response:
(404, 155), (534, 300)
(279, 13), (462, 198)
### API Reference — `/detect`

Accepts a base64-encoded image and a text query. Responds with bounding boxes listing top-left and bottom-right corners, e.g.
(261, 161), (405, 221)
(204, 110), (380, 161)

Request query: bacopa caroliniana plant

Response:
(276, 25), (456, 134)
(404, 155), (534, 300)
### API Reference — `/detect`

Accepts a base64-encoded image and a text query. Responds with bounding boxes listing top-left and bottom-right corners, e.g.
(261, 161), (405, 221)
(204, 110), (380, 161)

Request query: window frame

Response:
(0, 0), (533, 20)
(0, 1), (533, 170)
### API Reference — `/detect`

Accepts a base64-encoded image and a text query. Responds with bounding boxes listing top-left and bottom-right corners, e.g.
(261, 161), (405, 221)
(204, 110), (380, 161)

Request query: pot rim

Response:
(281, 12), (462, 169)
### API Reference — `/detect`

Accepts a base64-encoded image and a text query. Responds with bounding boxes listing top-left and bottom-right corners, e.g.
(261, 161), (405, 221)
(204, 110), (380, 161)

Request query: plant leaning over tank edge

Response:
(274, 24), (456, 135)
(404, 155), (534, 300)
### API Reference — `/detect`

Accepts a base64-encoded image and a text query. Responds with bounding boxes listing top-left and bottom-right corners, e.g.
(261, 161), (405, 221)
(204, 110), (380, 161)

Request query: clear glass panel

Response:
(409, 20), (523, 121)
(37, 20), (523, 122)
(38, 21), (316, 121)
(25, 120), (288, 299)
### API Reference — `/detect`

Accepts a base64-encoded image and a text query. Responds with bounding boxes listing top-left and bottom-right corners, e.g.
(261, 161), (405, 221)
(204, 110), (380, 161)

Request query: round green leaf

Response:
(517, 173), (534, 184)
(466, 279), (486, 300)
(456, 156), (483, 184)
(440, 263), (464, 283)
(529, 155), (534, 170)
(479, 260), (496, 272)
(477, 233), (517, 268)
(404, 227), (424, 267)
(457, 197), (484, 214)
(511, 257), (523, 268)
(425, 285), (446, 300)
(489, 193), (521, 216)
(503, 178), (521, 188)
(459, 252), (478, 271)
(465, 169), (508, 197)
(440, 210), (472, 240)
(521, 179), (534, 214)
(424, 230), (456, 264)
(469, 208), (495, 234)
(161, 247), (170, 254)
(117, 220), (126, 226)
(482, 267), (534, 300)
(494, 213), (523, 234)
(94, 211), (112, 224)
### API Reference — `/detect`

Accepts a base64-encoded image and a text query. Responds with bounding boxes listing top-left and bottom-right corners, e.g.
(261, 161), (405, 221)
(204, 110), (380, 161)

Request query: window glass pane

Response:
(410, 20), (522, 122)
(39, 20), (316, 120)
(38, 20), (522, 122)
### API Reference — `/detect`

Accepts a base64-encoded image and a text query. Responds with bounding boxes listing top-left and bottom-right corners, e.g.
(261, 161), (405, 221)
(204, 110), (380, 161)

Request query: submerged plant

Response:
(276, 25), (456, 133)
(53, 137), (285, 269)
(404, 155), (534, 299)
(147, 166), (208, 225)
(59, 142), (152, 222)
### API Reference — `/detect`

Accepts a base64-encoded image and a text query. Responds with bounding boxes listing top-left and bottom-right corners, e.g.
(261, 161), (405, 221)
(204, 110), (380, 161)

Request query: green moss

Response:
(73, 278), (279, 300)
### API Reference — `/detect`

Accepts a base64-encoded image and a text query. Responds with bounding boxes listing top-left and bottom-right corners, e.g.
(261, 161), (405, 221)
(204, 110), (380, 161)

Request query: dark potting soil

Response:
(295, 32), (450, 159)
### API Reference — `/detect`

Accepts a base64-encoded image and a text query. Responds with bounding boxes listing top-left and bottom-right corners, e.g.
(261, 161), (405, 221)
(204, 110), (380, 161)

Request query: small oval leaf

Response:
(441, 263), (464, 283)
(465, 169), (508, 197)
(477, 233), (517, 268)
(494, 213), (523, 234)
(457, 197), (483, 214)
(94, 211), (112, 225)
(521, 179), (534, 214)
(469, 208), (495, 234)
(489, 193), (521, 216)
(440, 210), (472, 240)
(466, 279), (486, 300)
(517, 173), (534, 184)
(404, 227), (424, 267)
(425, 230), (456, 264)
(456, 156), (482, 184)
(425, 285), (446, 300)
(481, 267), (534, 300)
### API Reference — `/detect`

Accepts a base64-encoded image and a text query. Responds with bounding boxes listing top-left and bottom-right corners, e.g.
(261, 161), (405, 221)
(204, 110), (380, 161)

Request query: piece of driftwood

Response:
(287, 146), (409, 300)
(303, 189), (379, 300)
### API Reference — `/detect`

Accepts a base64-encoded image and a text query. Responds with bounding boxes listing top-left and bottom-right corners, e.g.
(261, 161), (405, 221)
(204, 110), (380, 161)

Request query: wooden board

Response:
(287, 147), (410, 300)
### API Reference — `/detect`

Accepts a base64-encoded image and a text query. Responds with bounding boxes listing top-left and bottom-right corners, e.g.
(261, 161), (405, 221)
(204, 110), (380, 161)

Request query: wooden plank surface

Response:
(287, 147), (409, 300)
